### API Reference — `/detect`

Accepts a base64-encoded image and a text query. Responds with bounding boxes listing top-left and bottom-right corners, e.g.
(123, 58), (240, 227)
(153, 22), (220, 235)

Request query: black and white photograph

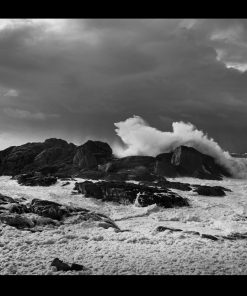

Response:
(0, 18), (247, 276)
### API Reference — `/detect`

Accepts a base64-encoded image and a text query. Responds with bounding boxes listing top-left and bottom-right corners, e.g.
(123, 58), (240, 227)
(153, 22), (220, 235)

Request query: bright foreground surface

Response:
(0, 176), (247, 275)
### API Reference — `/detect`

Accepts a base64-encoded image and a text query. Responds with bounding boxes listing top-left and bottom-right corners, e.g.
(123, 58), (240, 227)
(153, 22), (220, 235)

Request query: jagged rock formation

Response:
(73, 140), (112, 170)
(73, 180), (189, 207)
(16, 172), (57, 186)
(170, 146), (230, 180)
(0, 195), (120, 231)
(0, 138), (232, 181)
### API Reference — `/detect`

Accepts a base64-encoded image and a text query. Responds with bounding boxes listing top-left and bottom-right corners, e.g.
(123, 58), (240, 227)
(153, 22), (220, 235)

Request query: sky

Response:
(0, 19), (247, 152)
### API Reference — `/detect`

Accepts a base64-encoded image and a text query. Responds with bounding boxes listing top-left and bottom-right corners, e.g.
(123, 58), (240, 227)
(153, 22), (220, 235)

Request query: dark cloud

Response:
(0, 19), (247, 152)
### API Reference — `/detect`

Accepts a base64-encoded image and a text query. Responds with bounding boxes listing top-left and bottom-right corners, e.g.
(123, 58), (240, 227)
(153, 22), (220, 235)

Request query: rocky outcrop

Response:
(0, 193), (16, 204)
(193, 185), (229, 196)
(16, 173), (57, 186)
(155, 146), (231, 180)
(73, 140), (112, 170)
(73, 180), (189, 208)
(171, 146), (230, 179)
(0, 136), (232, 181)
(0, 195), (120, 231)
(0, 213), (35, 229)
(0, 138), (77, 177)
(100, 156), (157, 181)
(155, 153), (177, 177)
(51, 258), (86, 272)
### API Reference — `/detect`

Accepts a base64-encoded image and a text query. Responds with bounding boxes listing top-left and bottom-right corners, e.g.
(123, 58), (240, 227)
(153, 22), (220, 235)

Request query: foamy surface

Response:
(0, 176), (247, 275)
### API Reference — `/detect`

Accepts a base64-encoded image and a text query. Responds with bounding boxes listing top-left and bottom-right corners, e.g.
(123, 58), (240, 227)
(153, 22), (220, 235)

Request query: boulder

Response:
(0, 193), (16, 205)
(193, 185), (227, 196)
(155, 180), (192, 191)
(16, 172), (57, 186)
(73, 140), (112, 170)
(0, 143), (45, 175)
(74, 180), (189, 208)
(155, 146), (231, 180)
(0, 213), (34, 229)
(136, 192), (189, 208)
(0, 138), (77, 178)
(51, 258), (85, 272)
(29, 199), (70, 220)
(51, 258), (70, 271)
(74, 181), (103, 199)
(9, 203), (29, 214)
(171, 146), (230, 180)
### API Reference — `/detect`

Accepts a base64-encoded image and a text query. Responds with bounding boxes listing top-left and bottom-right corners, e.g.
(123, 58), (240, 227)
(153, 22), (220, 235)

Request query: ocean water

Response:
(1, 172), (247, 275)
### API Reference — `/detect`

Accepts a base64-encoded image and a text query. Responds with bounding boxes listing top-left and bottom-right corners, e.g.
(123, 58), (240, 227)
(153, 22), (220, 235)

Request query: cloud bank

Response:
(0, 19), (247, 152)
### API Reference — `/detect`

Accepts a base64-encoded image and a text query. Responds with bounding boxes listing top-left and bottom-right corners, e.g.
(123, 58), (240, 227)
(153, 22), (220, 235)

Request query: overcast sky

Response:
(0, 19), (247, 152)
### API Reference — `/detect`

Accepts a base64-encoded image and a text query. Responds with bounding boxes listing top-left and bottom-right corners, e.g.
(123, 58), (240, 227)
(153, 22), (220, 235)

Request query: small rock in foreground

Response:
(51, 258), (86, 272)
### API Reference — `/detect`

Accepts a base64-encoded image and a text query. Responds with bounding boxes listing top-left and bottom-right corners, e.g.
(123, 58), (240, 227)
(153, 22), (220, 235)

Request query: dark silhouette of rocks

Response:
(170, 146), (230, 180)
(100, 156), (157, 181)
(73, 140), (112, 170)
(16, 172), (57, 186)
(0, 213), (35, 229)
(0, 138), (77, 177)
(73, 180), (189, 208)
(192, 185), (228, 196)
(155, 179), (192, 191)
(0, 138), (232, 181)
(155, 153), (178, 177)
(0, 195), (120, 231)
(51, 258), (86, 272)
(0, 193), (16, 204)
(29, 199), (72, 220)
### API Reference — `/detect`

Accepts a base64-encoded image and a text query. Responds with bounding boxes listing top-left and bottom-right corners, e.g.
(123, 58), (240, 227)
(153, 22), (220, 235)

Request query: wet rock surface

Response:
(51, 258), (86, 272)
(73, 140), (112, 170)
(73, 180), (190, 208)
(16, 172), (57, 186)
(192, 185), (230, 196)
(0, 194), (120, 231)
(0, 137), (232, 181)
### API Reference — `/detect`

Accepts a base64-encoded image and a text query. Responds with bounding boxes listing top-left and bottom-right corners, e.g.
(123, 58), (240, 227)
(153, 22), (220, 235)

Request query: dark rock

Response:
(171, 146), (231, 180)
(136, 192), (189, 208)
(155, 180), (192, 191)
(0, 193), (16, 204)
(51, 258), (86, 272)
(193, 185), (227, 196)
(183, 230), (200, 235)
(37, 165), (59, 176)
(62, 182), (70, 187)
(102, 156), (156, 181)
(222, 232), (247, 240)
(17, 172), (57, 186)
(74, 181), (103, 199)
(9, 203), (29, 214)
(156, 226), (183, 232)
(0, 138), (77, 178)
(74, 180), (189, 208)
(201, 234), (219, 241)
(73, 140), (112, 169)
(104, 156), (155, 173)
(70, 263), (85, 271)
(51, 258), (70, 271)
(104, 172), (129, 181)
(29, 199), (70, 220)
(0, 213), (34, 229)
(155, 153), (178, 177)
